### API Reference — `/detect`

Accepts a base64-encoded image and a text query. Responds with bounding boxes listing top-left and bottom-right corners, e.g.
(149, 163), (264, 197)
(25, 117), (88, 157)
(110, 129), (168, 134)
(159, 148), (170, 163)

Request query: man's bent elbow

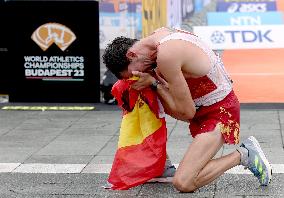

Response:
(185, 111), (196, 120)
(178, 109), (196, 120)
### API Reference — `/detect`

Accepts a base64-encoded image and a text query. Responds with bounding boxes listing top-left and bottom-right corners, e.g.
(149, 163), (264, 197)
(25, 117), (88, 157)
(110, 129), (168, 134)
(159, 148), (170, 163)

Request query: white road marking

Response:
(82, 163), (112, 173)
(12, 163), (86, 173)
(0, 163), (283, 174)
(0, 163), (21, 172)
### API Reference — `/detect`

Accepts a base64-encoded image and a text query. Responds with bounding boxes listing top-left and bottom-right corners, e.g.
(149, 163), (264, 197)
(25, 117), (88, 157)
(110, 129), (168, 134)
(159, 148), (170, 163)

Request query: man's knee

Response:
(172, 174), (198, 193)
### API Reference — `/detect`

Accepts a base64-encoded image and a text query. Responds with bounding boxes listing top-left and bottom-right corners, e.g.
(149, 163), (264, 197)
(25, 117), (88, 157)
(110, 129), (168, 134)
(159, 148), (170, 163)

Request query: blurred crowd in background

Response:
(99, 0), (211, 50)
(100, 0), (284, 104)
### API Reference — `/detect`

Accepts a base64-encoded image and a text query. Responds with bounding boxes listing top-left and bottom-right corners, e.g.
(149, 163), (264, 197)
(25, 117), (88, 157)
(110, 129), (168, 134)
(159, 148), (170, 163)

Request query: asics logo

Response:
(31, 23), (76, 51)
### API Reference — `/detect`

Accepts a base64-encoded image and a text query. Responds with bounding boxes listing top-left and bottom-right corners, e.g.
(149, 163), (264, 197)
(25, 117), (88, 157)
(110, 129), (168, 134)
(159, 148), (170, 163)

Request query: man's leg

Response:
(173, 126), (241, 192)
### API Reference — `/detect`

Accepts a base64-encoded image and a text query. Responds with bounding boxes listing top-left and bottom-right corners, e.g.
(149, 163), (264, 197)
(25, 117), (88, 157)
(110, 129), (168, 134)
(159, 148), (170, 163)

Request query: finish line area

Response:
(1, 163), (284, 174)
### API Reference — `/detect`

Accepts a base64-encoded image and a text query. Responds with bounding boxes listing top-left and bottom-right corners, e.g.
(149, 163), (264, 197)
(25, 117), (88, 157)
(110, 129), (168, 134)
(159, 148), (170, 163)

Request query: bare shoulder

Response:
(156, 40), (187, 68)
(157, 39), (211, 77)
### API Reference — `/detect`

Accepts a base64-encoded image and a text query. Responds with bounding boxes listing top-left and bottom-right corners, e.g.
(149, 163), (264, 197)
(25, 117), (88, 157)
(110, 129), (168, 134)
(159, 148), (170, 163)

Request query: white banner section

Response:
(193, 25), (284, 49)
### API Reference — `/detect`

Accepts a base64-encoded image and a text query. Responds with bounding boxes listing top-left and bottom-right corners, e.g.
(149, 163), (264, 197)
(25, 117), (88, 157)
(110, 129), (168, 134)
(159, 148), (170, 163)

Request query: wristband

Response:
(150, 80), (160, 91)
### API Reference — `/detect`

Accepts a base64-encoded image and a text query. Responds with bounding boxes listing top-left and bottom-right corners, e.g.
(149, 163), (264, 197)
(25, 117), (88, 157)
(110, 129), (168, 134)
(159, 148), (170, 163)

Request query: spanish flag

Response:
(107, 77), (167, 190)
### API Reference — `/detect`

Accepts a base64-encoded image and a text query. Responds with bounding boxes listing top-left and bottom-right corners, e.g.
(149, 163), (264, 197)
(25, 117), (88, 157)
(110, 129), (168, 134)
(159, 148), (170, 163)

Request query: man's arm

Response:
(131, 43), (196, 121)
(131, 70), (194, 121)
(155, 64), (195, 120)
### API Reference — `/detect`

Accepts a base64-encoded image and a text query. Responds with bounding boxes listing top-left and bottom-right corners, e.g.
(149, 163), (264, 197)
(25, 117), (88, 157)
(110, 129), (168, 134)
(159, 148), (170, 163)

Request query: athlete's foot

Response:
(237, 136), (272, 186)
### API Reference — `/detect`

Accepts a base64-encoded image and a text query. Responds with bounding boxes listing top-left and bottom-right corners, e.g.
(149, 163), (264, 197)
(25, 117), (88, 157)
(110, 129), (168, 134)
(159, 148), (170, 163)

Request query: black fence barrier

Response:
(2, 0), (100, 103)
(0, 1), (10, 94)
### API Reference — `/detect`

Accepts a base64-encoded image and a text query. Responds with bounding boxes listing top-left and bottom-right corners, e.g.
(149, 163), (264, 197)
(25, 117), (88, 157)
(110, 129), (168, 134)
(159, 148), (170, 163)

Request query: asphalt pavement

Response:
(0, 102), (284, 197)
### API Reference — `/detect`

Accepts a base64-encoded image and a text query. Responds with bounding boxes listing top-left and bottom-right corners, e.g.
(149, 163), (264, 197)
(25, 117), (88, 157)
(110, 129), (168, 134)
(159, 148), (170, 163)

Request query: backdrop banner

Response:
(4, 0), (100, 102)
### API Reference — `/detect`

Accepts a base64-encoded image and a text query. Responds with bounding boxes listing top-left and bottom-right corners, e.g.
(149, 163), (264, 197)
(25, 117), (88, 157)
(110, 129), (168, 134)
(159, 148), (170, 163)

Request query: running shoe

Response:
(147, 160), (176, 183)
(237, 136), (272, 186)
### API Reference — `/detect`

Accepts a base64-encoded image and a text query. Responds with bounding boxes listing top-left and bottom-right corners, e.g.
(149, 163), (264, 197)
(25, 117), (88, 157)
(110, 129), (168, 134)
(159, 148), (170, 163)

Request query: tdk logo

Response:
(211, 29), (273, 44)
(211, 31), (225, 44)
(225, 30), (273, 43)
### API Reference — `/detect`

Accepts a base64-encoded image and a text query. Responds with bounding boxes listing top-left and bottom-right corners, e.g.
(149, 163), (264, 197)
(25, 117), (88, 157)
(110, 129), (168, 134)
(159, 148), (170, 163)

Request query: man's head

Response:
(102, 36), (138, 79)
(103, 36), (157, 79)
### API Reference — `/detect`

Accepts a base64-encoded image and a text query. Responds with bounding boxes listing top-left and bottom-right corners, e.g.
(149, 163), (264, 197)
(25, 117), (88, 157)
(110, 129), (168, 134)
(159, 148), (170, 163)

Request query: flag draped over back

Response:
(108, 78), (167, 190)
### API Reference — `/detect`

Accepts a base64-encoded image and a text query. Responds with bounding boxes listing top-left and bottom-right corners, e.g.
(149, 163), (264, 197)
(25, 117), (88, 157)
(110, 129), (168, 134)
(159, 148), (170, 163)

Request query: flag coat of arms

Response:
(107, 78), (167, 190)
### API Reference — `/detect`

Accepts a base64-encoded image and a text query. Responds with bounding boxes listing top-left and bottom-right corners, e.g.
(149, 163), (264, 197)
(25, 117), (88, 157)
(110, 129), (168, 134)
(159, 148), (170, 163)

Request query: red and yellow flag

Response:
(107, 77), (167, 190)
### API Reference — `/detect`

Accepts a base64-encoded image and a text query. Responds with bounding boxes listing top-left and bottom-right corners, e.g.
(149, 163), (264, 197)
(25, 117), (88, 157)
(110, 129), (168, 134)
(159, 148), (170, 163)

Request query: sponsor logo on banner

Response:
(31, 23), (76, 51)
(28, 23), (85, 81)
(217, 1), (277, 12)
(207, 12), (283, 25)
(193, 25), (284, 49)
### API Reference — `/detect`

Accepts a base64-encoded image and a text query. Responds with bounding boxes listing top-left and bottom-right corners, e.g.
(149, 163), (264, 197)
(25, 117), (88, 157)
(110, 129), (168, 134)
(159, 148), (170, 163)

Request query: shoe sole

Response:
(248, 136), (272, 185)
(147, 177), (173, 183)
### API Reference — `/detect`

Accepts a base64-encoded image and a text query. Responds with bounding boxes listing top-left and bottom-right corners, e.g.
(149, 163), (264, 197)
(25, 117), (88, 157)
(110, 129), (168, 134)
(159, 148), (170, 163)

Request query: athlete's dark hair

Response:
(102, 36), (138, 79)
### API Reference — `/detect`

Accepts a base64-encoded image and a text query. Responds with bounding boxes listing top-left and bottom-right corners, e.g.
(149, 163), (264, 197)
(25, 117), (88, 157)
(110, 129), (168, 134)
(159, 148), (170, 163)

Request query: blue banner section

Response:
(194, 0), (204, 12)
(217, 1), (277, 12)
(207, 12), (283, 25)
(100, 12), (142, 31)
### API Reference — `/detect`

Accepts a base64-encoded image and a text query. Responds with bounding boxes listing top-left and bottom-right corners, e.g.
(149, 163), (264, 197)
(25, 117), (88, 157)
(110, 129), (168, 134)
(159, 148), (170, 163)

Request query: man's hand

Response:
(131, 71), (155, 91)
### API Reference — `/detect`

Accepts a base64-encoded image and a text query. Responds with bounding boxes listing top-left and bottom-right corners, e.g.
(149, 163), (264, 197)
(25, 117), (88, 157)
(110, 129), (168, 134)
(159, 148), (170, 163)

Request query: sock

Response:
(165, 159), (173, 167)
(236, 145), (249, 166)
